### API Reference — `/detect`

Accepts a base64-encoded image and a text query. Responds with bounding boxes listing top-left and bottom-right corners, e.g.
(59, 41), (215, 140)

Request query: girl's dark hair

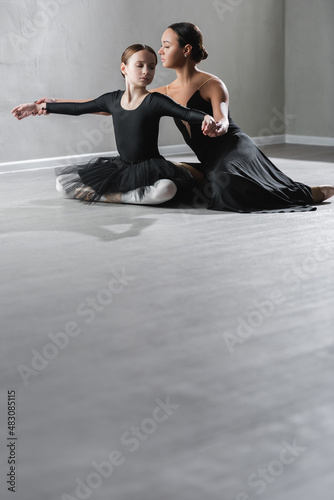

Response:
(168, 22), (208, 63)
(121, 44), (158, 77)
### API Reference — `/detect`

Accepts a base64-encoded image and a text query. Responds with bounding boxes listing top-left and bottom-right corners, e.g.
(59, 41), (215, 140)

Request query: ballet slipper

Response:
(74, 186), (95, 201)
(103, 192), (122, 203)
(73, 186), (121, 203)
(311, 185), (334, 203)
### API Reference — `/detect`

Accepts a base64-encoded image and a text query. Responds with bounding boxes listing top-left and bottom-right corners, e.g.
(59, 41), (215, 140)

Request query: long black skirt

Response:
(204, 133), (316, 213)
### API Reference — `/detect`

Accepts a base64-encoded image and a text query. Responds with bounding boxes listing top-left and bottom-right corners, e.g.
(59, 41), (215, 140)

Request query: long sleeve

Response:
(150, 92), (207, 123)
(45, 92), (114, 115)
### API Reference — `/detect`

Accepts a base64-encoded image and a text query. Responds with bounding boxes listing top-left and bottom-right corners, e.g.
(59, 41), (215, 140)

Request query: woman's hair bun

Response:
(168, 22), (208, 63)
(200, 47), (208, 61)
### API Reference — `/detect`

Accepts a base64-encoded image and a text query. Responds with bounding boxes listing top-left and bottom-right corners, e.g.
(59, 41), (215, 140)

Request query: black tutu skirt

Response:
(55, 155), (194, 203)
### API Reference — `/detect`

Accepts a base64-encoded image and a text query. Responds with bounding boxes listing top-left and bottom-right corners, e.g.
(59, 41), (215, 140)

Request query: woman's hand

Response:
(12, 102), (46, 120)
(34, 97), (54, 115)
(206, 119), (229, 137)
(201, 115), (217, 136)
(35, 97), (53, 104)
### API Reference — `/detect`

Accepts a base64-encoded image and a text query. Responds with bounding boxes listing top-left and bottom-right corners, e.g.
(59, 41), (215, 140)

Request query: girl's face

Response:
(158, 28), (186, 68)
(121, 50), (156, 86)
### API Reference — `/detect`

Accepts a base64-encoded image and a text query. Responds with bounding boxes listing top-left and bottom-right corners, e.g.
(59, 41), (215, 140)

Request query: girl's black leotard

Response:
(47, 91), (206, 201)
(173, 89), (315, 212)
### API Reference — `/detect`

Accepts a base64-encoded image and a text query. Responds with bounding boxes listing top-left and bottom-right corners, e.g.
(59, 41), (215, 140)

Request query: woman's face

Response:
(122, 50), (156, 86)
(158, 28), (186, 68)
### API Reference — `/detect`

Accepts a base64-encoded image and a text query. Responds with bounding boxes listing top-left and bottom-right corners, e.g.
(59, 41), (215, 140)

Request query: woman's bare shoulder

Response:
(198, 72), (228, 97)
(197, 71), (224, 86)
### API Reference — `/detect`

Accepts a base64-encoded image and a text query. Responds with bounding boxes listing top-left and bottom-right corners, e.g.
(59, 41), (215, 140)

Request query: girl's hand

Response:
(201, 115), (217, 136)
(11, 102), (46, 120)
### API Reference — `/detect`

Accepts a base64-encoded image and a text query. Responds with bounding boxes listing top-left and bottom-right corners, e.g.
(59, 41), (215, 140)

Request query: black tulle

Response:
(55, 155), (194, 203)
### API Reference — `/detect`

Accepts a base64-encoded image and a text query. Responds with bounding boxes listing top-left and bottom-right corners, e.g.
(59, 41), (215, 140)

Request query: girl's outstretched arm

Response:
(12, 96), (112, 120)
(35, 97), (110, 116)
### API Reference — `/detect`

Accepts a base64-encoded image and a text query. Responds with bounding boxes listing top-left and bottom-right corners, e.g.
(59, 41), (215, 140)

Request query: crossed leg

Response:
(56, 161), (202, 206)
(56, 176), (177, 205)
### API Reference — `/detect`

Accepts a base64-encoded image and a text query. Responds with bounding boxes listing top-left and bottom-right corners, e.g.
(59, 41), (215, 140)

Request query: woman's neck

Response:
(173, 65), (201, 86)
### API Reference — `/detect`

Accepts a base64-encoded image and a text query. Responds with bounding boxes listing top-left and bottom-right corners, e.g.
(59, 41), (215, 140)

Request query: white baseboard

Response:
(285, 135), (334, 146)
(0, 150), (118, 174)
(0, 145), (194, 174)
(252, 134), (285, 146)
(1, 135), (333, 174)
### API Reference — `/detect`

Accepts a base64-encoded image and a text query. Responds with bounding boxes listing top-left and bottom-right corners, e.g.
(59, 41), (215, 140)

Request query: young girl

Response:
(12, 44), (216, 205)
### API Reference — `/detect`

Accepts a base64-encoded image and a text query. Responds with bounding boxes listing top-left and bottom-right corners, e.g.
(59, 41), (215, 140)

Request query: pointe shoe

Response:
(74, 186), (95, 201)
(311, 185), (334, 203)
(103, 192), (122, 203)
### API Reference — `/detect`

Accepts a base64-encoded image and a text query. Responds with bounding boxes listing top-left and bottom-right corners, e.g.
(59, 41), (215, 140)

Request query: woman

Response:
(30, 24), (334, 212)
(153, 22), (334, 212)
(12, 44), (215, 205)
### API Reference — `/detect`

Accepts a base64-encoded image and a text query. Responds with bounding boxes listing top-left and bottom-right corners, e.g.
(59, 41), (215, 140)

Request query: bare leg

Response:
(172, 161), (203, 183)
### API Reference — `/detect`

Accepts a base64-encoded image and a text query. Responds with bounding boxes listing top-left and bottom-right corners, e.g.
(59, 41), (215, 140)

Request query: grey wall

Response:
(1, 0), (286, 163)
(285, 0), (334, 138)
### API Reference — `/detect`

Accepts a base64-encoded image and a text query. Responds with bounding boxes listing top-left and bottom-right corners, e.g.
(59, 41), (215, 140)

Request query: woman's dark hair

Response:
(168, 22), (208, 63)
(121, 44), (157, 78)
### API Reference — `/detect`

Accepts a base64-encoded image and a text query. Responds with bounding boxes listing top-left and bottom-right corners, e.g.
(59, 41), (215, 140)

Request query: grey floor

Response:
(1, 145), (334, 500)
